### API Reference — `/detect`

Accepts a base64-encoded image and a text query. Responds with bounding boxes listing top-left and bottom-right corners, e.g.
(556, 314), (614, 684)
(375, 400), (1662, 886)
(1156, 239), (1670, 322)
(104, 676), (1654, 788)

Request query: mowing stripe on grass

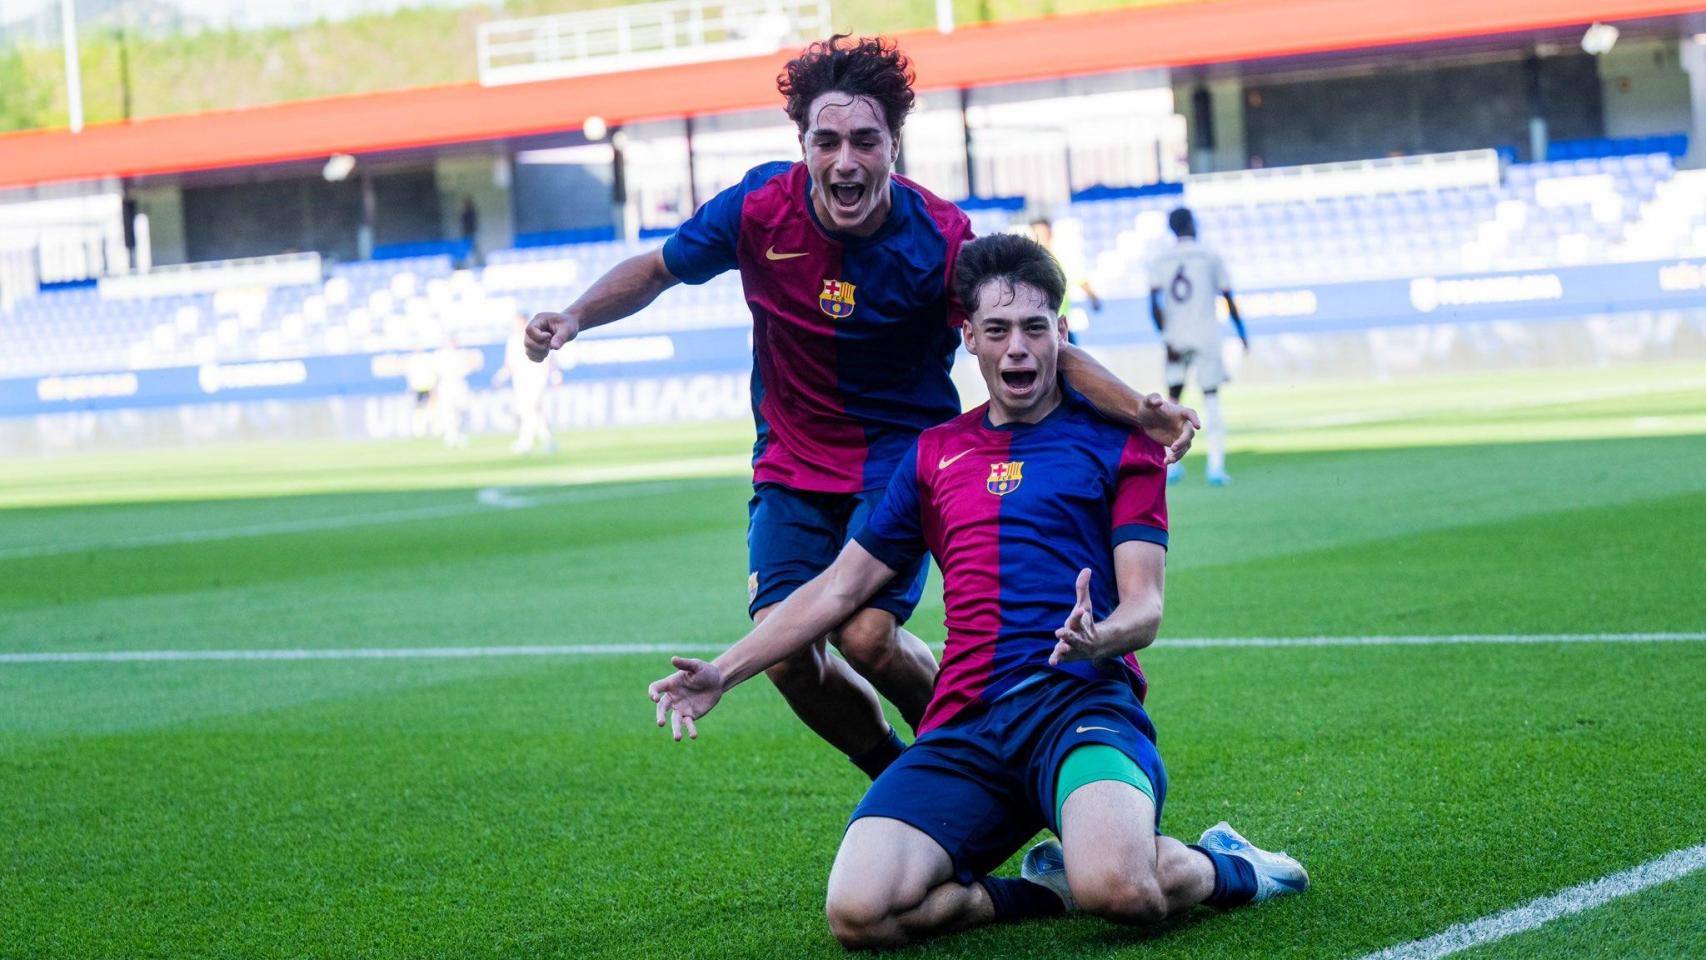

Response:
(1356, 843), (1706, 960)
(0, 477), (725, 561)
(3, 632), (1702, 664)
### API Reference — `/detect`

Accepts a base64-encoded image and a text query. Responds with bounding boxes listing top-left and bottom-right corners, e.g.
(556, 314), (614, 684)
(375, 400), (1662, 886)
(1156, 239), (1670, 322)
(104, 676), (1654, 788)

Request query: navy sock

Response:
(980, 876), (1069, 922)
(1189, 844), (1257, 908)
(848, 728), (906, 780)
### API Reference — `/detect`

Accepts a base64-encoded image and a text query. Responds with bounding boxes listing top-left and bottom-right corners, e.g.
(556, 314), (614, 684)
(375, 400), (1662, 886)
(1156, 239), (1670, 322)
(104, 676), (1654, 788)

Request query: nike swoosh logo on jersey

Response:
(1075, 725), (1117, 735)
(937, 449), (974, 469)
(765, 246), (809, 260)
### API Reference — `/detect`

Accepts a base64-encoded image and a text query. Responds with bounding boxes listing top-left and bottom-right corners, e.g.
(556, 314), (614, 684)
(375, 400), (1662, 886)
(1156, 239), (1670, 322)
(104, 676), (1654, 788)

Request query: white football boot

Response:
(1196, 821), (1309, 902)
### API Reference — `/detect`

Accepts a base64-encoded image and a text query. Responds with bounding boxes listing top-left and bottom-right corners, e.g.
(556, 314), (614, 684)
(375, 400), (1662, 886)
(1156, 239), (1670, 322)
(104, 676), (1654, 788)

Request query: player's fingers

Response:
(670, 708), (682, 742)
(1074, 568), (1092, 607)
(655, 691), (669, 728)
(683, 715), (698, 740)
(1049, 640), (1071, 666)
(1143, 392), (1166, 410)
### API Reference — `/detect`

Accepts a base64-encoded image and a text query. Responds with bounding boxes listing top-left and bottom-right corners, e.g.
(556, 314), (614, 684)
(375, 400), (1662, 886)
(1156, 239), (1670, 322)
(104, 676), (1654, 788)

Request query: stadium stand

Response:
(1, 147), (1701, 382)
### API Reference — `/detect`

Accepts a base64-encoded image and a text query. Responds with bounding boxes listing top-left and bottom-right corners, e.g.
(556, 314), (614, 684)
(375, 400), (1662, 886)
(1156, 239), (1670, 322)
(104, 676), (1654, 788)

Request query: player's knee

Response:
(832, 613), (897, 675)
(825, 890), (896, 950)
(1075, 872), (1168, 926)
(764, 646), (826, 694)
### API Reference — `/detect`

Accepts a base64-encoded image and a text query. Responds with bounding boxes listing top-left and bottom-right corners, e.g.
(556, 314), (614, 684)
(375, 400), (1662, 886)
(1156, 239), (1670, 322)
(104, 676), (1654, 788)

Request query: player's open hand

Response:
(648, 656), (726, 741)
(1050, 568), (1100, 665)
(525, 312), (580, 362)
(1136, 393), (1200, 465)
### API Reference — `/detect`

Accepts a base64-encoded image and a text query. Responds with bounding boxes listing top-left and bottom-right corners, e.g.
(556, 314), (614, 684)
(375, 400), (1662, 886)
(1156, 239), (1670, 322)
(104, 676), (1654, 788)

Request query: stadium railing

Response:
(476, 0), (834, 86)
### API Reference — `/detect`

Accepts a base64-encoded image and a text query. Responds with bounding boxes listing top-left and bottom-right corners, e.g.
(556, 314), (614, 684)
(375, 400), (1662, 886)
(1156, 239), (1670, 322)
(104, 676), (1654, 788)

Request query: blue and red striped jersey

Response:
(853, 388), (1170, 734)
(662, 162), (972, 494)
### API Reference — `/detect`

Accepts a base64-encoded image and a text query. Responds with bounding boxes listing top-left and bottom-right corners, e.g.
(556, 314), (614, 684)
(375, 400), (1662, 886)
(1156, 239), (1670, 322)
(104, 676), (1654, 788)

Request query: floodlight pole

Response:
(936, 0), (954, 34)
(62, 0), (84, 133)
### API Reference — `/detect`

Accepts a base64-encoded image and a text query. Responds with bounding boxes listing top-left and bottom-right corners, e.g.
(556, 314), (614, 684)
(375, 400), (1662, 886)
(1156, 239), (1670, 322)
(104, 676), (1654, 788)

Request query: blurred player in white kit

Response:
(434, 335), (473, 448)
(493, 312), (561, 455)
(1148, 207), (1247, 487)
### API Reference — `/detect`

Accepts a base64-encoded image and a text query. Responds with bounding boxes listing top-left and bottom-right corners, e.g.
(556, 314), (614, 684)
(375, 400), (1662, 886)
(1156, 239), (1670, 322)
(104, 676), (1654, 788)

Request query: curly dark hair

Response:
(954, 233), (1067, 316)
(778, 34), (916, 138)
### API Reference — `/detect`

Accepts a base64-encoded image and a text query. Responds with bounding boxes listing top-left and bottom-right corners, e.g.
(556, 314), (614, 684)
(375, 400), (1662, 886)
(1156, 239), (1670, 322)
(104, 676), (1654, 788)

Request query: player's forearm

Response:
(711, 576), (864, 690)
(1224, 294), (1247, 341)
(1091, 597), (1164, 658)
(1058, 343), (1145, 430)
(563, 250), (679, 332)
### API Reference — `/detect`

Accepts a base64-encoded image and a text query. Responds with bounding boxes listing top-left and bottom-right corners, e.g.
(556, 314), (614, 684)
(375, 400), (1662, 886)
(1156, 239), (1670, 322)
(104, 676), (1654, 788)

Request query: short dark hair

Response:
(1169, 207), (1196, 236)
(778, 34), (915, 139)
(954, 233), (1067, 316)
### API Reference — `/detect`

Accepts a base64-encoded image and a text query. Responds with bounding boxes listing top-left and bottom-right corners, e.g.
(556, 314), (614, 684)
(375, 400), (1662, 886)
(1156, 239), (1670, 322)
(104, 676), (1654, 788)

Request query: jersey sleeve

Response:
(943, 217), (973, 329)
(661, 163), (782, 285)
(1110, 433), (1169, 548)
(1212, 250), (1232, 292)
(852, 441), (928, 571)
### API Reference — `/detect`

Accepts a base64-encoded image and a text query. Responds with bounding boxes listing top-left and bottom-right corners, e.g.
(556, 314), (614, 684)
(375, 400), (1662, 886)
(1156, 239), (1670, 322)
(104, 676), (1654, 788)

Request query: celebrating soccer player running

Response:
(649, 234), (1305, 948)
(531, 35), (1200, 779)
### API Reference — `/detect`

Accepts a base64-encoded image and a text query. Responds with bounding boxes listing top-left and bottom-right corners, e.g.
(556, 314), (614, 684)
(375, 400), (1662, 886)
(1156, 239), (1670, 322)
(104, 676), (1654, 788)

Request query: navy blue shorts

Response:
(848, 671), (1167, 885)
(747, 482), (929, 623)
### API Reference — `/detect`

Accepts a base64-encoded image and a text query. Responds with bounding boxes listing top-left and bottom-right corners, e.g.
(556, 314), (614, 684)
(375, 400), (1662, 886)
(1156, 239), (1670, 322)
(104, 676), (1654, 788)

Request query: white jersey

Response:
(1148, 238), (1231, 351)
(435, 345), (471, 403)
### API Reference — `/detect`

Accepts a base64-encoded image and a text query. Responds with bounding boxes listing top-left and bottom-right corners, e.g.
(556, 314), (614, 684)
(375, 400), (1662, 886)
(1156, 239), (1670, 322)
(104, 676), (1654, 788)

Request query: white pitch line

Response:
(1, 632), (1701, 664)
(1357, 843), (1706, 960)
(0, 643), (727, 663)
(1162, 632), (1706, 649)
(0, 477), (723, 561)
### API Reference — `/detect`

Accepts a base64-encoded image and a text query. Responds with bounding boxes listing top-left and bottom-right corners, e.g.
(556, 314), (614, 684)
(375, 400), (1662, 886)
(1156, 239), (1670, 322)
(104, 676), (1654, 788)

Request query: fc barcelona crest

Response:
(819, 279), (857, 318)
(985, 461), (1024, 496)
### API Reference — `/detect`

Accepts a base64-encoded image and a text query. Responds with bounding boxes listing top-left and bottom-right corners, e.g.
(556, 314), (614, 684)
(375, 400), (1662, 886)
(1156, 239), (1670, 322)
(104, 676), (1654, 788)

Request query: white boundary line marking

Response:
(1357, 843), (1706, 960)
(2, 632), (1701, 664)
(0, 477), (724, 561)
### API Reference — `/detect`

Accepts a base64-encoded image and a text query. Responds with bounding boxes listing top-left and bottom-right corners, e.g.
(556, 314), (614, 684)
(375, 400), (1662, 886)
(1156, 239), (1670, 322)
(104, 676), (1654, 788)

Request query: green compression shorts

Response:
(1055, 743), (1157, 830)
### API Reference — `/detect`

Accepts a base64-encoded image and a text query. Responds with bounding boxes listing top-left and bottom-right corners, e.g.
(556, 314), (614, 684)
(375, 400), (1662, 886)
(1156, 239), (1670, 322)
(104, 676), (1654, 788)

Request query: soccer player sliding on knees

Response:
(531, 34), (1199, 784)
(650, 234), (1305, 949)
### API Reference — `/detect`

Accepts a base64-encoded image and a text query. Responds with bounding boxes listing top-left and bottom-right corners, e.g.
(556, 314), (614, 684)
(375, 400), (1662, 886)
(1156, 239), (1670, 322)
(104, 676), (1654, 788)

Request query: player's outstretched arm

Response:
(1057, 344), (1200, 465)
(1048, 542), (1166, 665)
(525, 249), (681, 362)
(647, 541), (897, 741)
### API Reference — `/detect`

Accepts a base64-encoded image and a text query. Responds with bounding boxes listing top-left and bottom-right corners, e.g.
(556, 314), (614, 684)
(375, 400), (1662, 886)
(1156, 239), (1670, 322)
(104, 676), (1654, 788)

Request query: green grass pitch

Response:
(2, 362), (1704, 959)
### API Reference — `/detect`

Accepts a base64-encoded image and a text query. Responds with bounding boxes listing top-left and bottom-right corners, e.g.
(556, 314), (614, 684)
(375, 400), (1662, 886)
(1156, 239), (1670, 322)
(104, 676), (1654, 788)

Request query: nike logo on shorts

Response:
(1075, 725), (1116, 734)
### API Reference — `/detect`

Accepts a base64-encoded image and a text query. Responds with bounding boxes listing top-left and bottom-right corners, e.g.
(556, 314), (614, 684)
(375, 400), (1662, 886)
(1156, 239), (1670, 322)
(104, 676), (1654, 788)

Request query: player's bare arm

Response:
(525, 249), (680, 361)
(1224, 291), (1249, 349)
(1048, 541), (1166, 665)
(1056, 344), (1200, 464)
(648, 540), (898, 740)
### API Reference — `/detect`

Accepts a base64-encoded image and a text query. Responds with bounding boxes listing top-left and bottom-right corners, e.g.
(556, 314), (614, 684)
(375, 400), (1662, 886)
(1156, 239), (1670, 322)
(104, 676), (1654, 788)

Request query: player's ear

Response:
(962, 320), (977, 353)
(1056, 314), (1069, 343)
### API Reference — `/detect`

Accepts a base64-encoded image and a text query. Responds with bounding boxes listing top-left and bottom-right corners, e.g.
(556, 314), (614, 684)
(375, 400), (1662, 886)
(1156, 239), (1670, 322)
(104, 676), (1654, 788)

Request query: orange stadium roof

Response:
(2, 0), (1700, 190)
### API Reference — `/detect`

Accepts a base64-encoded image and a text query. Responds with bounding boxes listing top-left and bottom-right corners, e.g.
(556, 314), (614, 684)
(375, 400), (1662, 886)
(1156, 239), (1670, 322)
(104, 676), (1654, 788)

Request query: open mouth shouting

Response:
(828, 181), (867, 214)
(1000, 367), (1040, 397)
